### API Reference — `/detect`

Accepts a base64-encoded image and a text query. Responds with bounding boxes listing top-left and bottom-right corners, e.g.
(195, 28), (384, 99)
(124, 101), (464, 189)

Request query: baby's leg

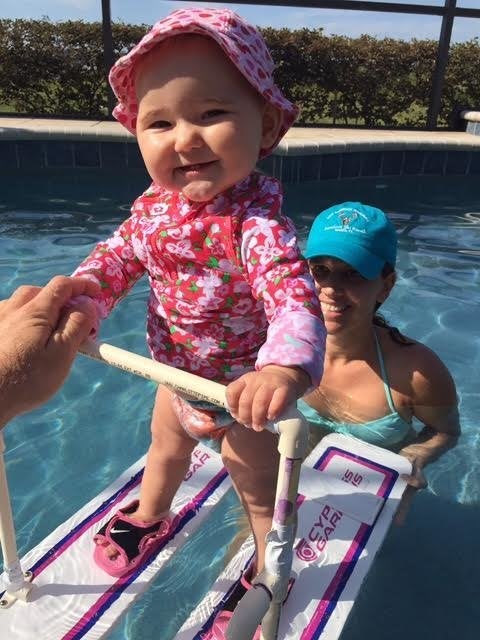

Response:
(102, 385), (196, 560)
(135, 385), (197, 520)
(221, 424), (279, 575)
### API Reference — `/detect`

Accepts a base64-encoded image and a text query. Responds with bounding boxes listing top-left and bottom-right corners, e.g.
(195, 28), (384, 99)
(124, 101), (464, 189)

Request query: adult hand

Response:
(394, 455), (428, 525)
(0, 276), (100, 428)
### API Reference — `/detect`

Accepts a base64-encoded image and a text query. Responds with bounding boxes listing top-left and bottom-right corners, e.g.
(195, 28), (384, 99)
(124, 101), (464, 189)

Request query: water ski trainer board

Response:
(177, 433), (411, 640)
(0, 444), (230, 639)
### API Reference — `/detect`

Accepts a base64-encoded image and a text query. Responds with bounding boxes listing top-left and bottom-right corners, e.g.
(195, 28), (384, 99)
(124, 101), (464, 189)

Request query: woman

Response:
(212, 202), (460, 634)
(300, 201), (460, 523)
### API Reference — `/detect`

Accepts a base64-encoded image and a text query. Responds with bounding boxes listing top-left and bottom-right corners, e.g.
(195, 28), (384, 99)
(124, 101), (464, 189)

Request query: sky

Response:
(1, 0), (479, 42)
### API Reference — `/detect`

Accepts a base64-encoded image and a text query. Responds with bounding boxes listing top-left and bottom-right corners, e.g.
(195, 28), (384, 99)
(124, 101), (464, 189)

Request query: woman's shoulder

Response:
(382, 327), (444, 366)
(379, 326), (456, 402)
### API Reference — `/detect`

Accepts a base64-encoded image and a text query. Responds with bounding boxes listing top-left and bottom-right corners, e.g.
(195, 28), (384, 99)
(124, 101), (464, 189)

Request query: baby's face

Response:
(135, 36), (274, 201)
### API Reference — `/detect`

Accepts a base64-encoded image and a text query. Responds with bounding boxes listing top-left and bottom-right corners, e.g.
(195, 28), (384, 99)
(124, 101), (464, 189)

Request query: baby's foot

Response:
(93, 500), (171, 577)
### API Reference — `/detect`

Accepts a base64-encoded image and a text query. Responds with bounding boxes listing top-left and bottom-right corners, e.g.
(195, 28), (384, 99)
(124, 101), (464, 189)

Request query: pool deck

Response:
(1, 116), (480, 156)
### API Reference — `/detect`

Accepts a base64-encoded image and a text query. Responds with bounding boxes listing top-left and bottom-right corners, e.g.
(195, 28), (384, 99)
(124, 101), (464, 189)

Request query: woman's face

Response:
(309, 257), (395, 335)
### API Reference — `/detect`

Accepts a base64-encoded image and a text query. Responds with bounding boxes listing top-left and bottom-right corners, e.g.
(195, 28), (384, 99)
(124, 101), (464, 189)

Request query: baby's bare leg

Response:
(135, 385), (197, 521)
(103, 385), (196, 560)
(221, 424), (279, 575)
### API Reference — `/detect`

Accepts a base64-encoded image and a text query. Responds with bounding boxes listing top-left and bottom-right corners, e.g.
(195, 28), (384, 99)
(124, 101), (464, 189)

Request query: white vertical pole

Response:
(0, 432), (33, 607)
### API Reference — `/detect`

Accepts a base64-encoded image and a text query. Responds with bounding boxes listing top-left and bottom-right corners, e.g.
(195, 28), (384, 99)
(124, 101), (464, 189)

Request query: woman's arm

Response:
(400, 345), (460, 467)
(394, 345), (459, 525)
(399, 416), (459, 468)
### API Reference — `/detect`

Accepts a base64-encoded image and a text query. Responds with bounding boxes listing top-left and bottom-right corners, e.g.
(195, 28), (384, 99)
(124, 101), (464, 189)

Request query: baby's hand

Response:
(225, 365), (310, 431)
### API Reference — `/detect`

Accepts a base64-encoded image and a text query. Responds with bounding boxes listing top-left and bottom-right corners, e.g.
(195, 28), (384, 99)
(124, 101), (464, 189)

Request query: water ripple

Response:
(1, 172), (479, 640)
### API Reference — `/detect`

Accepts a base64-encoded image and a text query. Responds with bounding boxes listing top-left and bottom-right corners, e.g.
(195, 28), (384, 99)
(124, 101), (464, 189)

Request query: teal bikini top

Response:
(298, 332), (415, 450)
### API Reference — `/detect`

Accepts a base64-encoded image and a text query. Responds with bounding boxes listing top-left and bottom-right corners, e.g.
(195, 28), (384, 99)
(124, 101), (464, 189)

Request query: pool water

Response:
(1, 169), (479, 639)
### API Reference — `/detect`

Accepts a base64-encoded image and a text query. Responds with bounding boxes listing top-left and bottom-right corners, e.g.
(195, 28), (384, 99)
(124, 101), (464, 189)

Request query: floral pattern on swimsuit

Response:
(73, 172), (325, 385)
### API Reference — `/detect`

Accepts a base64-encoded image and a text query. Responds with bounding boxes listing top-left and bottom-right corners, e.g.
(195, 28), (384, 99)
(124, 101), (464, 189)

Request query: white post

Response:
(0, 432), (33, 608)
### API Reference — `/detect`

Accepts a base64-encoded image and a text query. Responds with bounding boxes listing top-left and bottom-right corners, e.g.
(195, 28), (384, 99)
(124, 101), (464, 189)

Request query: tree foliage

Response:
(0, 19), (479, 127)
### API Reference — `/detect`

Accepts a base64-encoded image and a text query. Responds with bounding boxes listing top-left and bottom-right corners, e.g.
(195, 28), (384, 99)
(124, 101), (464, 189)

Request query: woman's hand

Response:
(394, 453), (428, 525)
(394, 417), (459, 525)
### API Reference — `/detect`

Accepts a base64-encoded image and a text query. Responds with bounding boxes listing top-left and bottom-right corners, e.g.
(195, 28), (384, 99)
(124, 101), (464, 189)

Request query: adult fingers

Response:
(0, 277), (99, 322)
(69, 276), (101, 299)
(400, 459), (428, 490)
(33, 276), (100, 320)
(50, 299), (98, 356)
(401, 473), (428, 490)
(0, 285), (42, 316)
(394, 486), (417, 526)
(395, 462), (428, 525)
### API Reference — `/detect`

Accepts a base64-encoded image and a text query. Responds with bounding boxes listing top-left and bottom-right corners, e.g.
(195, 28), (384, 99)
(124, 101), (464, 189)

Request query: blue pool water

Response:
(1, 170), (479, 639)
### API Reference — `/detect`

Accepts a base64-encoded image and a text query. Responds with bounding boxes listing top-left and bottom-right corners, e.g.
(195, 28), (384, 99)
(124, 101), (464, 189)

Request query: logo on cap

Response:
(340, 210), (358, 229)
(325, 207), (367, 235)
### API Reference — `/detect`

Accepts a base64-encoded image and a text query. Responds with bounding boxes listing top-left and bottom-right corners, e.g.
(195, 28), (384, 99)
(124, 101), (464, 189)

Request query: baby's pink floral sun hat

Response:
(109, 7), (298, 158)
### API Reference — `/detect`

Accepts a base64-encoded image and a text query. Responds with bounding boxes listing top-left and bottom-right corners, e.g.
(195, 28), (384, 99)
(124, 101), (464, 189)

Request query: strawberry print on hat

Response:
(109, 7), (298, 158)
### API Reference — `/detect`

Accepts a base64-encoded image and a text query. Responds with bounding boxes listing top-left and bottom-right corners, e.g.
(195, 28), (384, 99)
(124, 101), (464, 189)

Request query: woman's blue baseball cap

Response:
(304, 202), (397, 279)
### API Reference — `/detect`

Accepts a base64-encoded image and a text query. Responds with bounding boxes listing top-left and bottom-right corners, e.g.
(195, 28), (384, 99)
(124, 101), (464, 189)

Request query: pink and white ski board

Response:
(176, 433), (411, 640)
(0, 444), (230, 639)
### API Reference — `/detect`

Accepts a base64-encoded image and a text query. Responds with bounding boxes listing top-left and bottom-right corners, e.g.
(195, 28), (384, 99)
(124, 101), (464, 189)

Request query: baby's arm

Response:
(72, 206), (147, 326)
(227, 179), (326, 429)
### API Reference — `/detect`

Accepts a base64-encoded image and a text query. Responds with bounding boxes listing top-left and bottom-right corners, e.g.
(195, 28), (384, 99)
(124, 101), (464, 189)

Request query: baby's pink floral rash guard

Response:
(74, 172), (326, 386)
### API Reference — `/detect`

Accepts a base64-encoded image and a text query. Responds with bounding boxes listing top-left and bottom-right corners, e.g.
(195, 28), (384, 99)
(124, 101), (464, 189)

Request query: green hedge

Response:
(1, 18), (479, 127)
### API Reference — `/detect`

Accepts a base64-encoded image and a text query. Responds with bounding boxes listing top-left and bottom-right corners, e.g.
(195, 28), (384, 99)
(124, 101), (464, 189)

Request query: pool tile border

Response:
(1, 118), (480, 182)
(256, 149), (480, 182)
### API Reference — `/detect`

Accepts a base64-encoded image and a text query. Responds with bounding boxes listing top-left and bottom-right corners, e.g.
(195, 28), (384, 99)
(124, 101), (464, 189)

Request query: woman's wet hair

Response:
(374, 263), (415, 346)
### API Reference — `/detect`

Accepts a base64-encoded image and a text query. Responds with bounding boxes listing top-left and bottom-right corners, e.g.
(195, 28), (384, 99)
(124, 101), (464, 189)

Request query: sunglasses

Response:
(308, 262), (366, 284)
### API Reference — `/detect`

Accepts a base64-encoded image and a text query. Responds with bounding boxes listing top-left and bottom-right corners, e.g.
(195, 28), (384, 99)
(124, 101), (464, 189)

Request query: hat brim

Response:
(304, 241), (385, 280)
(109, 11), (298, 158)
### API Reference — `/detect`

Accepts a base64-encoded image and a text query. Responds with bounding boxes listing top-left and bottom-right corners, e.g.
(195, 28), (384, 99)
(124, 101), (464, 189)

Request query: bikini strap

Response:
(373, 330), (396, 413)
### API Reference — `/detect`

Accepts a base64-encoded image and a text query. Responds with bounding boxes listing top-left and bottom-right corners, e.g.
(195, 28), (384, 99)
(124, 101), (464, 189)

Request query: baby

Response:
(73, 8), (325, 591)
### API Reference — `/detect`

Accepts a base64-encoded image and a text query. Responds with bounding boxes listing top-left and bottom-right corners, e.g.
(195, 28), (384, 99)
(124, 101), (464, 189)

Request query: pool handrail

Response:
(0, 338), (308, 638)
(226, 406), (308, 640)
(0, 433), (34, 607)
(79, 340), (308, 638)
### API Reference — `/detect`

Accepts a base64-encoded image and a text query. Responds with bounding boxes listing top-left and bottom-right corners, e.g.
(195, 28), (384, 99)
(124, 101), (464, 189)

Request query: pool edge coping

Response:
(1, 118), (480, 156)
